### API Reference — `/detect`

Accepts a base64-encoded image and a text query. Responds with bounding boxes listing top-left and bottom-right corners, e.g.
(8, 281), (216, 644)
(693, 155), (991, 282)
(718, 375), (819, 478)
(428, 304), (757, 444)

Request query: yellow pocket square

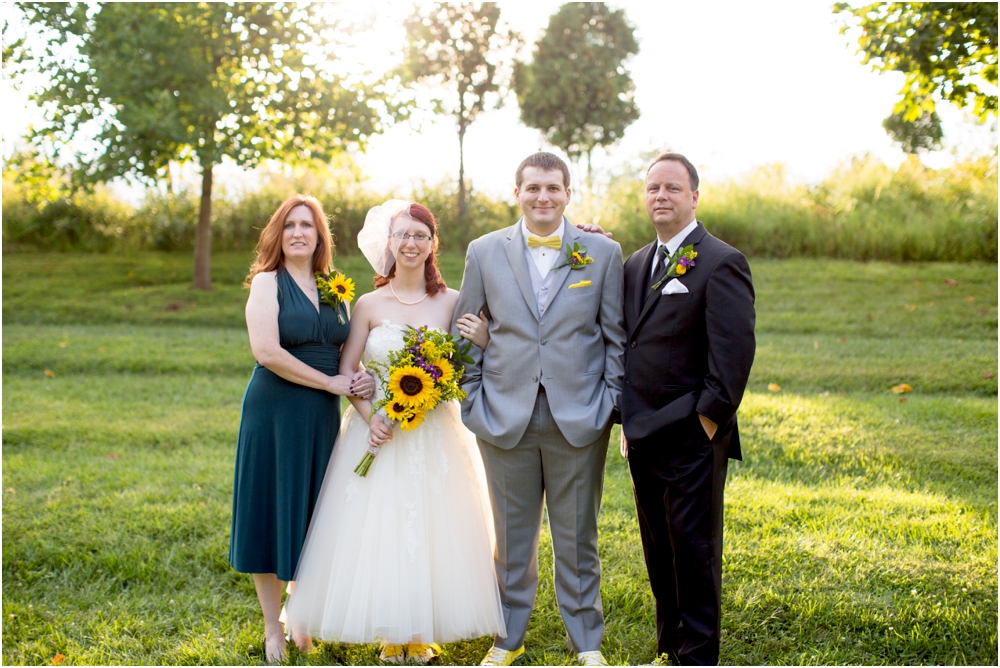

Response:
(568, 280), (592, 289)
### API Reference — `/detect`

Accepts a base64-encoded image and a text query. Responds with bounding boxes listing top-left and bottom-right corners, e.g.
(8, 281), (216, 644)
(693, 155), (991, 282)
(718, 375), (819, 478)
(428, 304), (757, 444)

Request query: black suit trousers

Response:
(628, 415), (729, 666)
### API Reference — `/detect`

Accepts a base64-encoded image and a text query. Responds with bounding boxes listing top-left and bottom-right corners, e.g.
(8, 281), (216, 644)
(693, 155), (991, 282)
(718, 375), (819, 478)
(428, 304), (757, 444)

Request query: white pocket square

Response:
(661, 278), (689, 295)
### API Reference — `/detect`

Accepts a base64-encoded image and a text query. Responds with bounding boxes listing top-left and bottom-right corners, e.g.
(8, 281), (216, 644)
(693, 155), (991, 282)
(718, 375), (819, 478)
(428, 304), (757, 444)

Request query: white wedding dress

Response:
(284, 322), (506, 645)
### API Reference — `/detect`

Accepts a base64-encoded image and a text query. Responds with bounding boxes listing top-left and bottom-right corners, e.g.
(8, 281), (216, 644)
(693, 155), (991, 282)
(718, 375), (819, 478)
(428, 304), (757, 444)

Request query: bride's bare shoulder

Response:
(357, 286), (391, 307)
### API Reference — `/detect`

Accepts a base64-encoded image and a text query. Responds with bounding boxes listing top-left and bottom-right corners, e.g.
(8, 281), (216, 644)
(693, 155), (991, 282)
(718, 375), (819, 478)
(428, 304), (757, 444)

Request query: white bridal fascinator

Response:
(358, 199), (414, 277)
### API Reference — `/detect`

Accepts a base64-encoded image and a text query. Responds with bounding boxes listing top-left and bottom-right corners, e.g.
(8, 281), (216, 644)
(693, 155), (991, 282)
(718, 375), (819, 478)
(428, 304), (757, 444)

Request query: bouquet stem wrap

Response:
(353, 443), (380, 477)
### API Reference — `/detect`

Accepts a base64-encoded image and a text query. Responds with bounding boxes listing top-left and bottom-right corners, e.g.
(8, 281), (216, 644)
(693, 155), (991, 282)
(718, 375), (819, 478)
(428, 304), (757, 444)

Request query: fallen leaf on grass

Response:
(127, 271), (134, 277)
(43, 369), (55, 377)
(107, 453), (121, 459)
(58, 342), (68, 348)
(898, 397), (908, 403)
(966, 296), (975, 302)
(164, 303), (183, 312)
(944, 278), (958, 287)
(913, 280), (920, 286)
(985, 372), (996, 379)
(840, 337), (847, 344)
(813, 340), (819, 349)
(5, 488), (14, 494)
(97, 347), (105, 353)
(905, 304), (917, 311)
(866, 313), (872, 320)
(52, 654), (65, 666)
(978, 309), (988, 315)
(767, 383), (781, 392)
(891, 384), (913, 394)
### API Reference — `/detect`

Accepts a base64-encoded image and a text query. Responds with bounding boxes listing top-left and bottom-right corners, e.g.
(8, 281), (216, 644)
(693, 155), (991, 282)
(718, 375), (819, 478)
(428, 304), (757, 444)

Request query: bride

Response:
(284, 201), (505, 663)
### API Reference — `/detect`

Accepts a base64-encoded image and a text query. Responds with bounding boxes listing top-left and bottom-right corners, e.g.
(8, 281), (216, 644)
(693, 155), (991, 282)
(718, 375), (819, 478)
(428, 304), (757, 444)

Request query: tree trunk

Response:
(192, 161), (213, 290)
(586, 150), (593, 195)
(457, 122), (468, 225)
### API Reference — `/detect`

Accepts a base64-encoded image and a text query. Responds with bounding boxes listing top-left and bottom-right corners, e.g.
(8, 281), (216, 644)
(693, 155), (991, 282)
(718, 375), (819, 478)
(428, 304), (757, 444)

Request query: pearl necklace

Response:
(389, 279), (429, 305)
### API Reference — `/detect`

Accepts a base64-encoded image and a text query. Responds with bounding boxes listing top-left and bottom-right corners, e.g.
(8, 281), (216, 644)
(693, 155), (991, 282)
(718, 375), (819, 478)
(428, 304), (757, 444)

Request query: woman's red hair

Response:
(244, 195), (334, 287)
(373, 202), (447, 296)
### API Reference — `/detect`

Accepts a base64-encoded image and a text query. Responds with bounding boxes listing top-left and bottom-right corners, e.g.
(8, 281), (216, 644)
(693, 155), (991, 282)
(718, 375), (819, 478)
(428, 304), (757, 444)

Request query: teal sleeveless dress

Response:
(229, 270), (349, 581)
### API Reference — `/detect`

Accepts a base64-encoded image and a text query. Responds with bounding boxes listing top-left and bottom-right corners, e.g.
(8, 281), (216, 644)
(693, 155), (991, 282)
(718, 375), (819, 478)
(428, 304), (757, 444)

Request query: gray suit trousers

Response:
(477, 391), (610, 653)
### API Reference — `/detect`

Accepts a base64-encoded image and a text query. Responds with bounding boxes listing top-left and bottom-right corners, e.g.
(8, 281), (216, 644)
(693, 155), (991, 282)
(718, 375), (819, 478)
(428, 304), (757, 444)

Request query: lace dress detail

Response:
(284, 323), (505, 645)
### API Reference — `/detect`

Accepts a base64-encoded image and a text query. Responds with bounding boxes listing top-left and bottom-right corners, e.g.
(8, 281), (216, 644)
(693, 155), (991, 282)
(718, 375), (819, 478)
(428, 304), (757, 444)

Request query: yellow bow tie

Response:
(527, 235), (562, 250)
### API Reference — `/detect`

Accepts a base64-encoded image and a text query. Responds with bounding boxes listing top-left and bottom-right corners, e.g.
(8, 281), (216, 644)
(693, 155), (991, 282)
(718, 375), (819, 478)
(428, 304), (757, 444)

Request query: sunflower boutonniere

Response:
(315, 271), (356, 324)
(651, 245), (698, 291)
(551, 242), (595, 271)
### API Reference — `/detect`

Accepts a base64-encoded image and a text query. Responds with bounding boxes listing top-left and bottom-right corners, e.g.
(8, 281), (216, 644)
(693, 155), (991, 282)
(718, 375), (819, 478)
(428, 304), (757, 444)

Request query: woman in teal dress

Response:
(229, 194), (375, 663)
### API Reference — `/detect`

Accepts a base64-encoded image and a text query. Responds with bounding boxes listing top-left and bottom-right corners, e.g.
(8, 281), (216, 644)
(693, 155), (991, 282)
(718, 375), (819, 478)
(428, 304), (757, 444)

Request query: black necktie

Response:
(648, 245), (670, 293)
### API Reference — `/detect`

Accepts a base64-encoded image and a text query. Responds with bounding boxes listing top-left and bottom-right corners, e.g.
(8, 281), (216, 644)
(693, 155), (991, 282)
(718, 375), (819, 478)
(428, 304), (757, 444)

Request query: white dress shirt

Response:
(650, 219), (698, 276)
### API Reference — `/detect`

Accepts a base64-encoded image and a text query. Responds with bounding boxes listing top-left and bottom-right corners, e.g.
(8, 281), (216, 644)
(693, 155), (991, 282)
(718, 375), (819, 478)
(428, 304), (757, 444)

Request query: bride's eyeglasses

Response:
(390, 232), (433, 243)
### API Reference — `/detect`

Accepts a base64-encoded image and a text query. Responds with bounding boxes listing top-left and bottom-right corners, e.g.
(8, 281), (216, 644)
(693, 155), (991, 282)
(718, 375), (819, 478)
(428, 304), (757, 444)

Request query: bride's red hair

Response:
(373, 203), (447, 296)
(244, 195), (333, 287)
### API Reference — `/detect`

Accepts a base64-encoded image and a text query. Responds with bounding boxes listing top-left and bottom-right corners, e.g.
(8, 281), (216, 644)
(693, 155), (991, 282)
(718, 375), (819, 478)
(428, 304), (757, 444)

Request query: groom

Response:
(622, 153), (755, 665)
(453, 152), (625, 667)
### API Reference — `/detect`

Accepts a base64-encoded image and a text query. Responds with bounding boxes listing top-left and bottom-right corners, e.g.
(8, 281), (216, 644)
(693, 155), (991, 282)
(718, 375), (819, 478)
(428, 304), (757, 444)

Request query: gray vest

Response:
(524, 244), (557, 318)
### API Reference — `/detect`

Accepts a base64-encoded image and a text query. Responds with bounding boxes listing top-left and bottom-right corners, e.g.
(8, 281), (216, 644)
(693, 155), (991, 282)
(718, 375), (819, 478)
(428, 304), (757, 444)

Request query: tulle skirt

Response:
(284, 401), (506, 645)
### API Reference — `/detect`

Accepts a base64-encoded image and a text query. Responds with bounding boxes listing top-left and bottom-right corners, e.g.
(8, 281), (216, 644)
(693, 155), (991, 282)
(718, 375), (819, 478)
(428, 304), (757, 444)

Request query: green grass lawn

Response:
(3, 252), (997, 665)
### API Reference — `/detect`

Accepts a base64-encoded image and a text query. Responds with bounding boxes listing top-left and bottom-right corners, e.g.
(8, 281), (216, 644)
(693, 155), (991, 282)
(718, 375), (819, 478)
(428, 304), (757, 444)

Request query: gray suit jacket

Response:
(453, 218), (626, 449)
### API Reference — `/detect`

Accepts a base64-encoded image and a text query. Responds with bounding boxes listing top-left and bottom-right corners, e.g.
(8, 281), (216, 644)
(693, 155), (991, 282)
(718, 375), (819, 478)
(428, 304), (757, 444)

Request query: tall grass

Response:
(592, 155), (998, 260)
(3, 155), (997, 261)
(2, 162), (518, 256)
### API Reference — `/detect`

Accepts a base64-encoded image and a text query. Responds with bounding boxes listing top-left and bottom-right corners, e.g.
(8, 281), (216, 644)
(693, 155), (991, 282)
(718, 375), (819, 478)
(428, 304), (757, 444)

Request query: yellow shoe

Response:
(480, 645), (525, 666)
(577, 650), (608, 666)
(380, 643), (407, 665)
(405, 643), (440, 664)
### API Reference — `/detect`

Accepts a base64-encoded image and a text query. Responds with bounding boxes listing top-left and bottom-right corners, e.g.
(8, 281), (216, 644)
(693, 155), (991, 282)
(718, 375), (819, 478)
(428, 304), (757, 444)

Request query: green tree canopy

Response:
(836, 2), (998, 124)
(882, 106), (944, 154)
(398, 3), (520, 223)
(514, 2), (639, 188)
(8, 2), (394, 289)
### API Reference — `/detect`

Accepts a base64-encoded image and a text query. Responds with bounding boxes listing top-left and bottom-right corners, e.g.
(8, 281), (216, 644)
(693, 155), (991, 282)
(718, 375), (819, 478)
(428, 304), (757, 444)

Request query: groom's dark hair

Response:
(515, 152), (571, 189)
(648, 153), (699, 191)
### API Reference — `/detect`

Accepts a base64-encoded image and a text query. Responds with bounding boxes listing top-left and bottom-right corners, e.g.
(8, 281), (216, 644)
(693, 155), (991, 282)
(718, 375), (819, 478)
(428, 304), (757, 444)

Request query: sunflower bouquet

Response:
(354, 326), (475, 477)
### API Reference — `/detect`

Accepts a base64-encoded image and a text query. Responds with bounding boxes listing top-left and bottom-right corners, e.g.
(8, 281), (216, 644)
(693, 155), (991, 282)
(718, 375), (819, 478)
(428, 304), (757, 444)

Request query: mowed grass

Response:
(3, 252), (997, 665)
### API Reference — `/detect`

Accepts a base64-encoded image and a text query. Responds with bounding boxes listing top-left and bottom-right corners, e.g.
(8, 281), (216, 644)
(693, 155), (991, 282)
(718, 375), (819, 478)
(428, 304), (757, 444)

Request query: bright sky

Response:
(2, 1), (995, 199)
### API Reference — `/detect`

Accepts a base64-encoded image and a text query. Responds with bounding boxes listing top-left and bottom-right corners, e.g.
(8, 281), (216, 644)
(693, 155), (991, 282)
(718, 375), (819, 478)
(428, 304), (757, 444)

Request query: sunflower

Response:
(432, 359), (455, 385)
(384, 400), (413, 422)
(419, 340), (439, 362)
(329, 273), (356, 303)
(421, 387), (442, 408)
(400, 408), (427, 431)
(388, 366), (436, 408)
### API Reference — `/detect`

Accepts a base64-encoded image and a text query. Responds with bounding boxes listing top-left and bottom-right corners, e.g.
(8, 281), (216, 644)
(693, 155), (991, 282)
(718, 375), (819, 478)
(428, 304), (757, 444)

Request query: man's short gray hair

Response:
(647, 153), (699, 191)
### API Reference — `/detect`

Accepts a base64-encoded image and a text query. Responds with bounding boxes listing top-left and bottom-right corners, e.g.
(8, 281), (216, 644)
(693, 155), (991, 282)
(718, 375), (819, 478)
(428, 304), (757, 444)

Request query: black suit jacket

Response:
(621, 222), (755, 460)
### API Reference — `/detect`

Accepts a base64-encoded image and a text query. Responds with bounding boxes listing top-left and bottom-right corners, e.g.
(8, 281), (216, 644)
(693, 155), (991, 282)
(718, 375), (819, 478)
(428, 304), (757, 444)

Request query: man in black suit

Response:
(621, 153), (755, 665)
